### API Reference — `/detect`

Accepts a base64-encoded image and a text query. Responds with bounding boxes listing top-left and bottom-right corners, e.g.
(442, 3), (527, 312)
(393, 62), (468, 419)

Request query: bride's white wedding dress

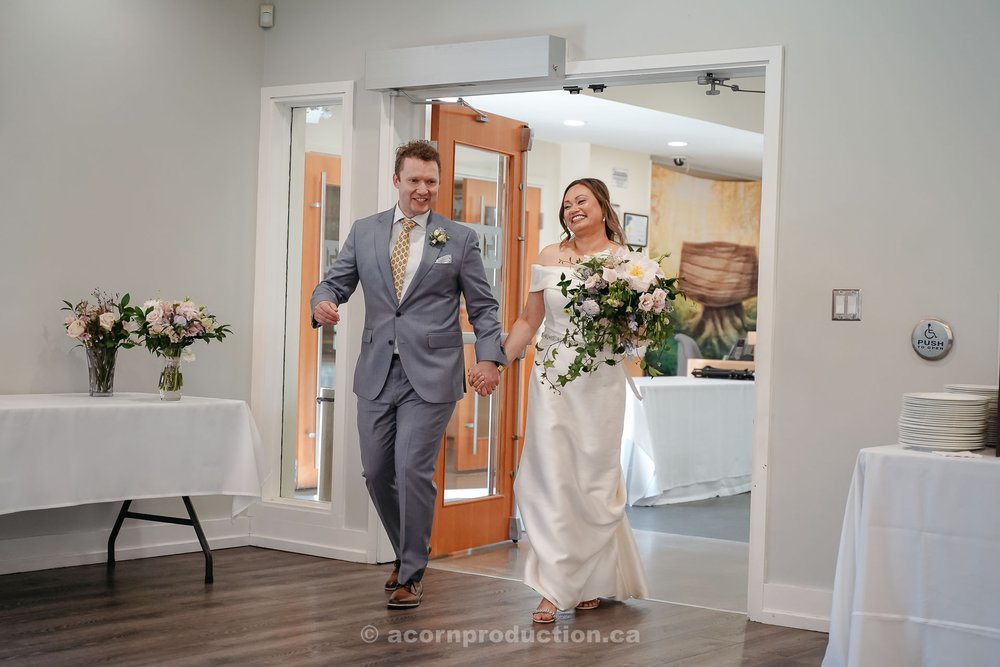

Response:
(514, 263), (649, 611)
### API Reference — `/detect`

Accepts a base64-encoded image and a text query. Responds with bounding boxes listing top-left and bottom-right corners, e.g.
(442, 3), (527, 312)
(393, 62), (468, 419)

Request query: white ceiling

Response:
(461, 85), (764, 180)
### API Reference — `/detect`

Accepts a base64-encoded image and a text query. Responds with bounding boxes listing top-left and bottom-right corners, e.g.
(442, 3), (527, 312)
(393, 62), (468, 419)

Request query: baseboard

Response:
(1, 510), (377, 575)
(751, 582), (831, 632)
(249, 535), (367, 563)
(248, 503), (374, 563)
(0, 516), (250, 575)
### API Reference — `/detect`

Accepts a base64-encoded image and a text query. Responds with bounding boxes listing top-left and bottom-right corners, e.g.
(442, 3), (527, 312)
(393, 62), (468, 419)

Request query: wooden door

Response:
(428, 104), (534, 555)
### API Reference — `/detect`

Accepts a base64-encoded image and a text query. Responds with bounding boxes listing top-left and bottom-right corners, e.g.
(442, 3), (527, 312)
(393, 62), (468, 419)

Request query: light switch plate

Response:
(832, 289), (861, 321)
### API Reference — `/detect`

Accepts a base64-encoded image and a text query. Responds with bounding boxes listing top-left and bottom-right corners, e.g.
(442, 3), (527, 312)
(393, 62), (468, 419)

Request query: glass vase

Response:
(158, 352), (183, 401)
(85, 345), (118, 397)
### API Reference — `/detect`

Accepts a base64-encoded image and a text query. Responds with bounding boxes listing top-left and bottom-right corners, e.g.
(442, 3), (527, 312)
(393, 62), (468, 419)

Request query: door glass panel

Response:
(281, 102), (343, 502)
(443, 144), (507, 503)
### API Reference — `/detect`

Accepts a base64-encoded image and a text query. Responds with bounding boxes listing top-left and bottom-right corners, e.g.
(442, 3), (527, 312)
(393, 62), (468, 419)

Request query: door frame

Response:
(375, 45), (786, 627)
(249, 81), (373, 563)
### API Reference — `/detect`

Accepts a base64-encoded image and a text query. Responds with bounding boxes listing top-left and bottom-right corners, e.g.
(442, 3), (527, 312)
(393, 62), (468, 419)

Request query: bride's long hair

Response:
(557, 178), (626, 247)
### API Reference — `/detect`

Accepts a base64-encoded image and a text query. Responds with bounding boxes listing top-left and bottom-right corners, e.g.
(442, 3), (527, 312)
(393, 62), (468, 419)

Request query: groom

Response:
(311, 140), (505, 609)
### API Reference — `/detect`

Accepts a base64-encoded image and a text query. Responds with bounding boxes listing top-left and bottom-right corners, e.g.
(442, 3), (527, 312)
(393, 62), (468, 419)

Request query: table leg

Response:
(105, 496), (214, 583)
(107, 499), (133, 569)
(181, 496), (214, 584)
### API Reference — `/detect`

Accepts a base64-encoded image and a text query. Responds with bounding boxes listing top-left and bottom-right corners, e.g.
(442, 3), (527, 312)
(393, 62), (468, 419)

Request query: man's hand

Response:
(313, 300), (341, 326)
(467, 361), (501, 396)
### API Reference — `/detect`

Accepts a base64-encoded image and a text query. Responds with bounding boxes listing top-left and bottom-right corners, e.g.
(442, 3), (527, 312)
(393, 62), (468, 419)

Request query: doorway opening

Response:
(424, 77), (764, 614)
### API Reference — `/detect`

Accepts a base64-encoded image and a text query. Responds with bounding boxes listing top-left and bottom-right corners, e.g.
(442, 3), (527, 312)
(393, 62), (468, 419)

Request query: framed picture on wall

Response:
(623, 212), (648, 247)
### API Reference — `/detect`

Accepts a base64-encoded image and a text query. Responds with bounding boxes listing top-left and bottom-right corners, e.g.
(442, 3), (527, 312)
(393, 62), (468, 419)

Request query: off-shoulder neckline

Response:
(531, 250), (615, 270)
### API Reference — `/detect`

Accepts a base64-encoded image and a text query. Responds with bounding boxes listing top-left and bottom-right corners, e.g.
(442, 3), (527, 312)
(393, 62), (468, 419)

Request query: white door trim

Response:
(377, 44), (784, 624)
(250, 81), (373, 557)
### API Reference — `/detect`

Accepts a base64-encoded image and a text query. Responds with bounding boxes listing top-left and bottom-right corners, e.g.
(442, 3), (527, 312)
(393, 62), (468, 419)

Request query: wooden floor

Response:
(0, 547), (828, 666)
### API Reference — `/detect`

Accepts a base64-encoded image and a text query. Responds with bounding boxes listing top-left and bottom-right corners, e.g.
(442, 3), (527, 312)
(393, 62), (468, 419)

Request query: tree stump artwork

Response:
(678, 241), (758, 359)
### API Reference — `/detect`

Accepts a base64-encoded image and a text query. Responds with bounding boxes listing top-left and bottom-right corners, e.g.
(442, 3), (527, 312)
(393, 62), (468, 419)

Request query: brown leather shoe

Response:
(387, 580), (422, 609)
(384, 565), (400, 592)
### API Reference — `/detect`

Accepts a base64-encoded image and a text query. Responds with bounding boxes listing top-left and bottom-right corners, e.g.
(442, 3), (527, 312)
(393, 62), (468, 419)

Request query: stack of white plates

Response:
(898, 392), (989, 451)
(944, 384), (999, 447)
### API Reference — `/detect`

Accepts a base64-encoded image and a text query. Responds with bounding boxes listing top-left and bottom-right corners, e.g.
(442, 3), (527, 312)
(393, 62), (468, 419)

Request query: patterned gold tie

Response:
(390, 218), (417, 299)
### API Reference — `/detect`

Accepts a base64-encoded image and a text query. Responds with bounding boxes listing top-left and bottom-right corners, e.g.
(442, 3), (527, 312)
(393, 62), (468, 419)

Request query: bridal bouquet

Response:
(135, 298), (231, 358)
(538, 249), (682, 390)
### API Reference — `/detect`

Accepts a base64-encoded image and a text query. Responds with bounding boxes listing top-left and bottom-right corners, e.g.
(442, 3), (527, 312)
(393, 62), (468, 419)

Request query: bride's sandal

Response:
(575, 598), (600, 611)
(532, 598), (557, 624)
(531, 608), (556, 624)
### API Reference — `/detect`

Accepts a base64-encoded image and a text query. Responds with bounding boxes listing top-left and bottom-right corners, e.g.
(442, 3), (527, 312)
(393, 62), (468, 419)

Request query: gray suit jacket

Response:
(311, 208), (505, 403)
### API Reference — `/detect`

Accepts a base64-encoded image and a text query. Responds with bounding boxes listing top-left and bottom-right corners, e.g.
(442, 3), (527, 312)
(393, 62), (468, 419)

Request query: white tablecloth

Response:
(824, 445), (1000, 666)
(0, 393), (268, 517)
(621, 376), (754, 506)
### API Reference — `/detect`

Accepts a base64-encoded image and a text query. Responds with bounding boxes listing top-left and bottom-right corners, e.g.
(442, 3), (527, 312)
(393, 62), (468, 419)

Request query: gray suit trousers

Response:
(357, 356), (456, 585)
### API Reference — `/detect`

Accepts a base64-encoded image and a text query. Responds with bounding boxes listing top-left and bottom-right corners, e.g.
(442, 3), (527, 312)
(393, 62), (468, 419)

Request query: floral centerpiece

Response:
(134, 298), (231, 400)
(61, 290), (139, 396)
(538, 248), (683, 391)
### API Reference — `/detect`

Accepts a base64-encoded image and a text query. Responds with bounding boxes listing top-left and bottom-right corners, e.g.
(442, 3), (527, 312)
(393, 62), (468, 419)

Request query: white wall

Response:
(590, 145), (652, 223)
(4, 0), (1000, 630)
(0, 0), (264, 569)
(1, 0), (262, 397)
(526, 139), (562, 248)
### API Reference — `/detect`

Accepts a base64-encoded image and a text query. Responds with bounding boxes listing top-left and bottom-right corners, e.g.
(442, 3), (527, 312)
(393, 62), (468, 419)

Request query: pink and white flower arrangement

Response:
(538, 248), (683, 390)
(61, 290), (139, 351)
(135, 298), (231, 358)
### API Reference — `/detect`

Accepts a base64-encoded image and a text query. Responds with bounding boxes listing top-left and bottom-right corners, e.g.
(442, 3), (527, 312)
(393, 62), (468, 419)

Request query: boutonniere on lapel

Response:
(429, 228), (449, 247)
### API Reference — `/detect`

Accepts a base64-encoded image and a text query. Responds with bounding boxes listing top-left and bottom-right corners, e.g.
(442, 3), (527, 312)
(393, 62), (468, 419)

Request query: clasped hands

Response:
(468, 361), (501, 397)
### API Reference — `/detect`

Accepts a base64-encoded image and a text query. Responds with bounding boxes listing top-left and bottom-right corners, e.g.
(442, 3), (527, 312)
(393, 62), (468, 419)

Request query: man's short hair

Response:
(394, 140), (441, 176)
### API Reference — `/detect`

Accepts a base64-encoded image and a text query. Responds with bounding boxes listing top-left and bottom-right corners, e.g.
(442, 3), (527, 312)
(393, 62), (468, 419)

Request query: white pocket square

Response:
(434, 255), (453, 264)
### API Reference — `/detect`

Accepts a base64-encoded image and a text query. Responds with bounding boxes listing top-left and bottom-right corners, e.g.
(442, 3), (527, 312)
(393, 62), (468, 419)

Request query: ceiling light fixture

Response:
(563, 119), (586, 127)
(668, 141), (688, 147)
(697, 72), (765, 96)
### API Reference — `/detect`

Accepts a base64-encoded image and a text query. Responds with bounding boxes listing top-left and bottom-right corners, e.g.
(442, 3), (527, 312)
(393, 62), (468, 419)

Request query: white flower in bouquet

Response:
(618, 251), (660, 292)
(581, 299), (601, 316)
(66, 318), (87, 339)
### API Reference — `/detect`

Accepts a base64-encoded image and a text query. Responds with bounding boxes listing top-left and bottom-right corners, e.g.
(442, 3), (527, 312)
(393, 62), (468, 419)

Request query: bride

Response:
(475, 177), (649, 623)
